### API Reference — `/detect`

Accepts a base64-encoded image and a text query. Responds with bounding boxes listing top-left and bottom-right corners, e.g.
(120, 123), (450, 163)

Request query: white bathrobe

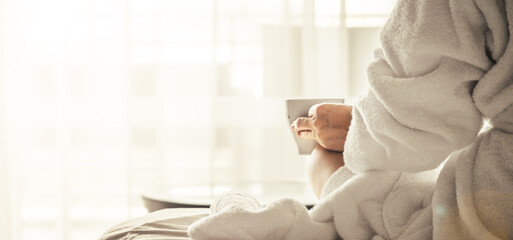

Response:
(189, 0), (513, 239)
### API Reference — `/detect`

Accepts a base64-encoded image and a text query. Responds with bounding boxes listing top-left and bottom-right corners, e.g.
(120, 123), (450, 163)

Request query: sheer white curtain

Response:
(0, 0), (393, 239)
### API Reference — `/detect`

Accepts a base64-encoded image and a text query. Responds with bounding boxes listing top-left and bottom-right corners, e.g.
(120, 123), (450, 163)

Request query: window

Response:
(0, 0), (393, 239)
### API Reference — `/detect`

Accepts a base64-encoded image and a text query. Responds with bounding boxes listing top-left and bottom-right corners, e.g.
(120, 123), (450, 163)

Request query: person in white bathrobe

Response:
(292, 0), (513, 238)
(103, 0), (513, 239)
(189, 0), (513, 239)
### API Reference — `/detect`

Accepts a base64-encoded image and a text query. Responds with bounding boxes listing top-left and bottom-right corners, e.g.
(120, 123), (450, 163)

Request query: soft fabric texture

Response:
(188, 192), (337, 240)
(320, 166), (355, 199)
(188, 0), (513, 239)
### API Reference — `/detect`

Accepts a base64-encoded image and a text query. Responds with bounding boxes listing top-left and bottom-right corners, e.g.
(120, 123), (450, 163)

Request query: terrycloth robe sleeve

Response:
(342, 0), (493, 175)
(321, 0), (494, 198)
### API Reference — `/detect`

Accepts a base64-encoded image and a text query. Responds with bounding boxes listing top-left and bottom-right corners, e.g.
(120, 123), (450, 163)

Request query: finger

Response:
(298, 130), (315, 140)
(292, 117), (314, 131)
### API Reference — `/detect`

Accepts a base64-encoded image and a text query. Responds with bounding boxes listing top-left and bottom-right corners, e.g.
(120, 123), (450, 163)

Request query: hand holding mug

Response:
(291, 103), (352, 152)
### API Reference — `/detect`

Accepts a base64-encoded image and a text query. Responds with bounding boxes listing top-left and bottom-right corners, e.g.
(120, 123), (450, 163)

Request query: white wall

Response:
(347, 27), (382, 102)
(262, 25), (382, 102)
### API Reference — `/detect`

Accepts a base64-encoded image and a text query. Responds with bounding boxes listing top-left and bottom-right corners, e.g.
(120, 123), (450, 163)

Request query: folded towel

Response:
(209, 191), (263, 213)
(188, 191), (337, 240)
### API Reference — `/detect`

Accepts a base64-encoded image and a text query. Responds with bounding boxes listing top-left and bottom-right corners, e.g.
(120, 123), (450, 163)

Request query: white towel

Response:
(188, 191), (337, 240)
(188, 0), (513, 239)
